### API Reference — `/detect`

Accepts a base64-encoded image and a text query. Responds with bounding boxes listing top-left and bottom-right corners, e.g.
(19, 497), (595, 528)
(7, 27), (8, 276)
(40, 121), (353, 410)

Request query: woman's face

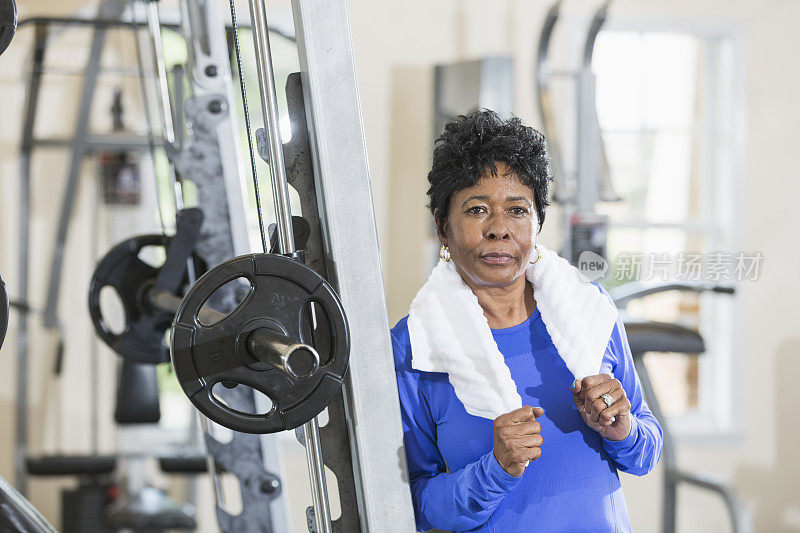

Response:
(440, 162), (539, 290)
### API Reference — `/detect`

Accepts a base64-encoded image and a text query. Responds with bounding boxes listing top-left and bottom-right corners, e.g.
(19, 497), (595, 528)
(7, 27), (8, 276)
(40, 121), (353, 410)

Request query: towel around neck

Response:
(407, 243), (618, 420)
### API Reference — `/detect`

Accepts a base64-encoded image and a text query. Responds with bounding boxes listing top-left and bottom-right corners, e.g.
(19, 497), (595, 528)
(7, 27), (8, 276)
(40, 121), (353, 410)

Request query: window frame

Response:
(593, 16), (748, 443)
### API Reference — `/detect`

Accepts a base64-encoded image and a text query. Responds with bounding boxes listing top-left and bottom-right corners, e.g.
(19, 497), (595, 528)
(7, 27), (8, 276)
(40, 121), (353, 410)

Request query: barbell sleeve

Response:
(149, 288), (319, 379)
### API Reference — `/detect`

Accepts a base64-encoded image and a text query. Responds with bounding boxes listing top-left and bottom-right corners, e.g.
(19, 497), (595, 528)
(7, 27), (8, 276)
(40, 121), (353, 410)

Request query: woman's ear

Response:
(433, 208), (448, 242)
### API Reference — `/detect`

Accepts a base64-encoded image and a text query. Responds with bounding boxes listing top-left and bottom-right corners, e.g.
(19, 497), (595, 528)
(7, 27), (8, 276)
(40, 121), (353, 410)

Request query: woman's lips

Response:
(480, 253), (514, 265)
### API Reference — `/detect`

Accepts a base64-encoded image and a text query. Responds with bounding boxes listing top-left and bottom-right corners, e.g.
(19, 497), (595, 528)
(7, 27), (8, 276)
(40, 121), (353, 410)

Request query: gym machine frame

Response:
(14, 9), (294, 531)
(12, 7), (265, 492)
(135, 0), (295, 529)
(200, 1), (416, 529)
(131, 0), (416, 529)
(163, 0), (414, 528)
(14, 1), (416, 532)
(536, 0), (619, 263)
(609, 283), (752, 533)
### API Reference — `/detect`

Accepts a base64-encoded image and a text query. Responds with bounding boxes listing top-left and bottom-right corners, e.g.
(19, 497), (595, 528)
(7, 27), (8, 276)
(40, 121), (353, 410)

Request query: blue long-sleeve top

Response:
(391, 282), (663, 532)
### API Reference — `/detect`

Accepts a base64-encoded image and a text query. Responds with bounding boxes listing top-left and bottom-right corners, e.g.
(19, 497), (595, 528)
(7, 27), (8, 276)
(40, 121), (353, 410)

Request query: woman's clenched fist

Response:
(571, 374), (632, 442)
(493, 405), (544, 477)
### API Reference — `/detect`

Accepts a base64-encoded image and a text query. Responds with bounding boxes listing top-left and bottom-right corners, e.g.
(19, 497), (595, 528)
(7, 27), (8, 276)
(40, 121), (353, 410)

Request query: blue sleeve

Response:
(593, 282), (664, 476)
(391, 332), (522, 532)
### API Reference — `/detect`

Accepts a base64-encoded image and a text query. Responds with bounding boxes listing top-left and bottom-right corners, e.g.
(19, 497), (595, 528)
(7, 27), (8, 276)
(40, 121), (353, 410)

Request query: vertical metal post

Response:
(633, 355), (676, 533)
(15, 23), (48, 494)
(576, 69), (599, 215)
(290, 0), (417, 529)
(663, 473), (676, 533)
(172, 0), (291, 529)
(146, 1), (175, 147)
(247, 0), (295, 255)
(42, 0), (125, 328)
(144, 0), (184, 212)
(170, 65), (185, 149)
(90, 168), (100, 454)
(247, 1), (331, 531)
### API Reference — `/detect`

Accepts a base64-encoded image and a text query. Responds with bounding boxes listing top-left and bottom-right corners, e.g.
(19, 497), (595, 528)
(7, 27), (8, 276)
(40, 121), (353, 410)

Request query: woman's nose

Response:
(484, 216), (511, 240)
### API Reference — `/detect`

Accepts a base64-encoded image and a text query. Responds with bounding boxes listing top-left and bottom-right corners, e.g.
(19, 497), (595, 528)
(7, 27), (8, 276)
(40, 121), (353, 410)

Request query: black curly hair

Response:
(428, 109), (552, 237)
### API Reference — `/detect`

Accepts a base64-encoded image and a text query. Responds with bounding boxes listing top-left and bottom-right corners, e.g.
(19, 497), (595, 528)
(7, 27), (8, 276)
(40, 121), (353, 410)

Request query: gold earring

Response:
(440, 245), (451, 262)
(529, 244), (541, 265)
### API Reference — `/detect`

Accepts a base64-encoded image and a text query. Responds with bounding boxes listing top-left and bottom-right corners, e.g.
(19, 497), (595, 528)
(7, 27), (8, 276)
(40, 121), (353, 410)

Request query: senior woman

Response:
(391, 110), (662, 532)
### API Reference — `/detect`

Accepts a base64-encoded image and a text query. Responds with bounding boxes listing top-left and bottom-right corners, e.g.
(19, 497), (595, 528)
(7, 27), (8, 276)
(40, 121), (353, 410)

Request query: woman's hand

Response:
(571, 374), (632, 442)
(493, 405), (544, 477)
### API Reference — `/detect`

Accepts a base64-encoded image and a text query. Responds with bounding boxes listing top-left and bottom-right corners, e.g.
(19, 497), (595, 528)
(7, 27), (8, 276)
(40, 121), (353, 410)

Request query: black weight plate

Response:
(89, 234), (203, 365)
(0, 274), (8, 349)
(171, 253), (350, 434)
(0, 0), (16, 57)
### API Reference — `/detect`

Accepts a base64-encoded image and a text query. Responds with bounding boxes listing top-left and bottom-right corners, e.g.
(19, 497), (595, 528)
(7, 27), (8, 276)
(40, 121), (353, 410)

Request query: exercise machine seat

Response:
(26, 455), (117, 477)
(624, 319), (705, 357)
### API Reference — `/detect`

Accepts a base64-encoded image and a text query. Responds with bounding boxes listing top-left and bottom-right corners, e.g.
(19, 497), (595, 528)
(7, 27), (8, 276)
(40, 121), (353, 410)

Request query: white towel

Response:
(407, 243), (618, 420)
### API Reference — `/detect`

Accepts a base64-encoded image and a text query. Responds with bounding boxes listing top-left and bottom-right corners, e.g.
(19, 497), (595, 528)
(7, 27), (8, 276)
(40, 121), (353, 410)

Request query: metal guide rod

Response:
(143, 0), (201, 328)
(145, 1), (175, 146)
(576, 0), (611, 215)
(248, 0), (294, 255)
(535, 0), (565, 203)
(144, 0), (184, 211)
(246, 0), (332, 530)
(15, 24), (47, 495)
(42, 0), (124, 329)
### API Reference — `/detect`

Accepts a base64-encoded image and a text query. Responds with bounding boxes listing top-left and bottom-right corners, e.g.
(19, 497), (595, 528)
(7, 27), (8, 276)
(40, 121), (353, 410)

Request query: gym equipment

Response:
(611, 283), (752, 533)
(136, 0), (293, 529)
(90, 221), (349, 433)
(536, 0), (619, 263)
(609, 281), (735, 310)
(25, 455), (117, 533)
(0, 274), (8, 348)
(0, 475), (57, 533)
(142, 0), (415, 527)
(223, 1), (415, 529)
(99, 89), (142, 205)
(107, 363), (197, 532)
(15, 7), (128, 494)
(0, 0), (15, 56)
(26, 456), (117, 477)
(88, 227), (205, 365)
(14, 1), (416, 530)
(171, 253), (350, 434)
(24, 453), (198, 531)
(115, 360), (161, 424)
(13, 11), (289, 524)
(105, 485), (195, 531)
(25, 348), (199, 530)
(61, 483), (114, 533)
(220, 0), (340, 527)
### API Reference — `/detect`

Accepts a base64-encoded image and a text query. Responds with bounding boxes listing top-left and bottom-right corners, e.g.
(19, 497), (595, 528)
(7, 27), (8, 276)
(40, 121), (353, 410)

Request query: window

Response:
(593, 28), (745, 438)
